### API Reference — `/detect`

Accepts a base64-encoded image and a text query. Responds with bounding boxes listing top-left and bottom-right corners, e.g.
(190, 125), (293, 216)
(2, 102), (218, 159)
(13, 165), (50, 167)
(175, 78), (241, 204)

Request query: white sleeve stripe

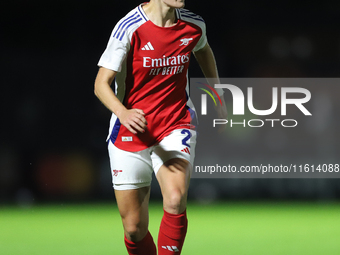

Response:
(137, 5), (148, 21)
(180, 14), (205, 23)
(113, 12), (138, 37)
(117, 17), (142, 41)
(176, 9), (181, 20)
(113, 12), (139, 37)
(179, 9), (205, 22)
(179, 10), (204, 23)
(180, 9), (196, 15)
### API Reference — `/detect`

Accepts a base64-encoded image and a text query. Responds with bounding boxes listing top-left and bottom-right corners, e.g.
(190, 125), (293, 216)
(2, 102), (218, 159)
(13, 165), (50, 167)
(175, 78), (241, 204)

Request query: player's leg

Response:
(156, 158), (191, 254)
(115, 186), (150, 242)
(108, 142), (156, 255)
(157, 158), (190, 214)
(151, 129), (196, 254)
(115, 186), (156, 255)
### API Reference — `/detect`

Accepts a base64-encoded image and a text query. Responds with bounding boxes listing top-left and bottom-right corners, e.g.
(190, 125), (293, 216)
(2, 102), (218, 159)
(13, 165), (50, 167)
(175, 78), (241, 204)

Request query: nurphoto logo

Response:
(196, 80), (312, 128)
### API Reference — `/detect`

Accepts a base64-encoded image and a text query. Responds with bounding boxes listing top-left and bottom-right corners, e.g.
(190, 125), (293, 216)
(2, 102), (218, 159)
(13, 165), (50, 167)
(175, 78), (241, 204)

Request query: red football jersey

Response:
(98, 4), (207, 152)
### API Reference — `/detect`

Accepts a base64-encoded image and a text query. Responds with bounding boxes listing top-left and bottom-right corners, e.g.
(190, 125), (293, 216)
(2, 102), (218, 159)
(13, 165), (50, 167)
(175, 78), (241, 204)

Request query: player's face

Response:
(163, 0), (185, 9)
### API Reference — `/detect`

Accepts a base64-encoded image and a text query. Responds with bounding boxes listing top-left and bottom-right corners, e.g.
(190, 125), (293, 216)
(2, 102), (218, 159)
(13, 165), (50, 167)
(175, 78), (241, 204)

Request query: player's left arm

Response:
(193, 43), (228, 120)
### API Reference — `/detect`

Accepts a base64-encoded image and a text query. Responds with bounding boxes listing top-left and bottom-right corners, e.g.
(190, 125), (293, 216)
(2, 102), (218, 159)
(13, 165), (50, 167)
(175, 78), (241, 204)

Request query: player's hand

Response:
(214, 96), (228, 133)
(117, 108), (147, 134)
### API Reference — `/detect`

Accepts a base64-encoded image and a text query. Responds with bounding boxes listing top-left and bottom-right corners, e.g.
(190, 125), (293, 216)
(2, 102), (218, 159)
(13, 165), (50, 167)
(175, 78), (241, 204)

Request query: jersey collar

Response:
(138, 3), (181, 23)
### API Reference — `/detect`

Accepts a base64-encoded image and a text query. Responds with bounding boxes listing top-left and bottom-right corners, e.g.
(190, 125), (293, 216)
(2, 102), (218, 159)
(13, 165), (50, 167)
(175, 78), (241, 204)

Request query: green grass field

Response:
(1, 202), (340, 254)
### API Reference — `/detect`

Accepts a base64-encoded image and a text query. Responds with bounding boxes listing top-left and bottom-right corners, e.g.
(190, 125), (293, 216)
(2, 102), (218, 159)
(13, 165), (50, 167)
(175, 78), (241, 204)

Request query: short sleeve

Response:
(193, 19), (207, 52)
(98, 23), (131, 72)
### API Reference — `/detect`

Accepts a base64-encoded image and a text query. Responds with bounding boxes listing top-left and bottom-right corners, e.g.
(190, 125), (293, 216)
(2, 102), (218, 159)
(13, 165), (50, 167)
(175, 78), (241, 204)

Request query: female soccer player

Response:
(94, 0), (227, 254)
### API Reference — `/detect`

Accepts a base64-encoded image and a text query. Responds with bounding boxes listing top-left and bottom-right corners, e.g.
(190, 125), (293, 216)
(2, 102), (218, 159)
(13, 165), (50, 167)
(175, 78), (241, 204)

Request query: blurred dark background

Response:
(1, 0), (339, 206)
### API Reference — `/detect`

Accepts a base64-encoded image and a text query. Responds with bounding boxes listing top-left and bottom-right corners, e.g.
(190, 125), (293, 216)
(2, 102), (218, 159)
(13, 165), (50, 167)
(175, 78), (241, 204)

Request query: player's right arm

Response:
(94, 67), (147, 134)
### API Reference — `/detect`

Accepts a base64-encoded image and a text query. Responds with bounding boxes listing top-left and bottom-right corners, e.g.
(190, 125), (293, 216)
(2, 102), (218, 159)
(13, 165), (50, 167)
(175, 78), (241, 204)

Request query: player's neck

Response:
(142, 2), (177, 27)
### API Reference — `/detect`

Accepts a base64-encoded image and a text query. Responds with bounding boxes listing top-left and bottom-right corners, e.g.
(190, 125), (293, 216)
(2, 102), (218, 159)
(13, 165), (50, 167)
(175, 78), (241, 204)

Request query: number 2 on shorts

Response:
(181, 129), (191, 148)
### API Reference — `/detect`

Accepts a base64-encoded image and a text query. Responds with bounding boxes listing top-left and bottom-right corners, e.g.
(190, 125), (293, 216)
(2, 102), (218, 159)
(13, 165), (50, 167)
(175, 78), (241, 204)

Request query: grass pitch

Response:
(1, 202), (340, 254)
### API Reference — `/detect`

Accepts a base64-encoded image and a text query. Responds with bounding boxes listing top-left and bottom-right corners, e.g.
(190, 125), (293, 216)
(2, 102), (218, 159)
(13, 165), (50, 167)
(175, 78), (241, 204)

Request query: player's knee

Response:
(124, 225), (139, 242)
(124, 222), (147, 242)
(163, 189), (186, 214)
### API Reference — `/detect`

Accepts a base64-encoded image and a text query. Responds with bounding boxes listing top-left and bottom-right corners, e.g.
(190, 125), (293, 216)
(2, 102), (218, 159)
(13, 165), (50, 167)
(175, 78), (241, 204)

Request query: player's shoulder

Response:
(112, 5), (148, 41)
(176, 8), (205, 25)
(118, 4), (148, 23)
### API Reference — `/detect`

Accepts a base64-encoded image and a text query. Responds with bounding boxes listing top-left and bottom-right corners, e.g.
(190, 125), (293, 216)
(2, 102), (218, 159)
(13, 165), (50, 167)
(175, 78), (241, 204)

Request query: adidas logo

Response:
(181, 147), (190, 155)
(161, 246), (179, 252)
(141, 42), (154, 50)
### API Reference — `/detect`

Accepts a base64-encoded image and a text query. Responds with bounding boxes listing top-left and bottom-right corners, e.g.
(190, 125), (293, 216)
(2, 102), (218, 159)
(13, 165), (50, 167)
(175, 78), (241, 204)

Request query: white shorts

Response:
(108, 129), (196, 190)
